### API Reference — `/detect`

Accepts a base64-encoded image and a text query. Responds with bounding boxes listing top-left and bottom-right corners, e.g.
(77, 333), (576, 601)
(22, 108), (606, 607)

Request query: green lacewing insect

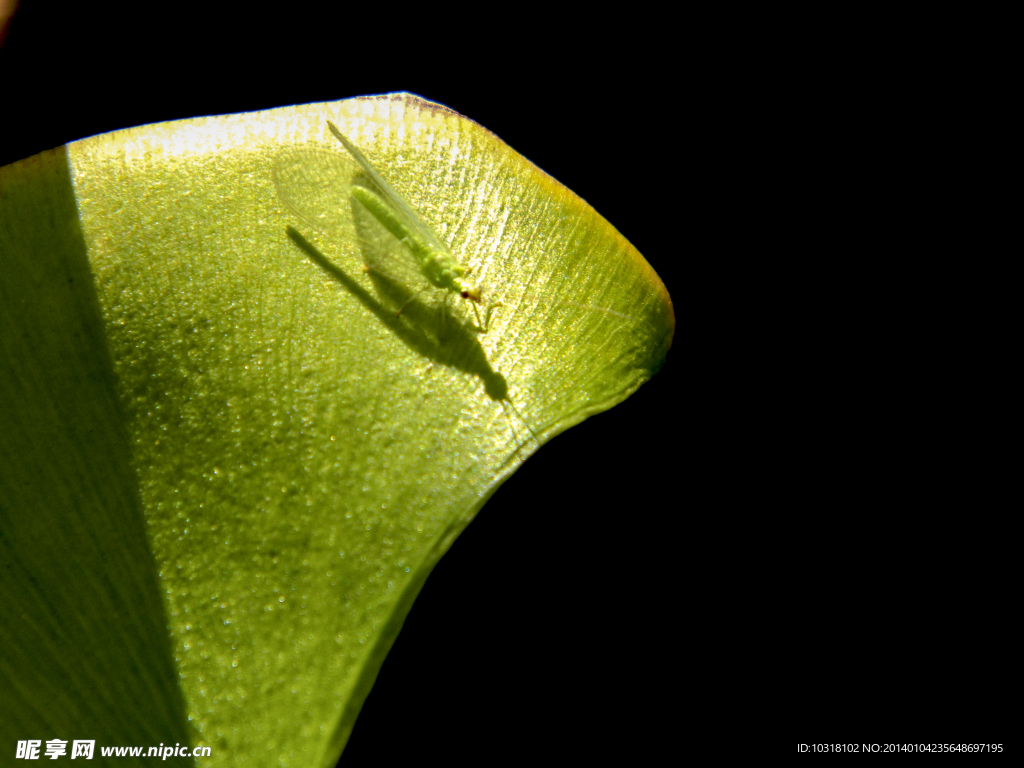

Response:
(274, 121), (498, 330)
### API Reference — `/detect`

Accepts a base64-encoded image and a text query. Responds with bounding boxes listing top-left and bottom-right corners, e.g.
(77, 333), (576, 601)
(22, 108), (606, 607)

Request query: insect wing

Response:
(273, 147), (362, 237)
(327, 122), (451, 257)
(273, 146), (435, 294)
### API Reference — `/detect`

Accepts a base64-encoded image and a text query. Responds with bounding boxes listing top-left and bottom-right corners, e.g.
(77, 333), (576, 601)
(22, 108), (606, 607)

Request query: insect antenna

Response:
(499, 397), (540, 449)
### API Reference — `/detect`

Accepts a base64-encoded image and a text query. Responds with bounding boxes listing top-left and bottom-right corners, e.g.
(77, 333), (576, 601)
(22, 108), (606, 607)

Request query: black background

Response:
(2, 1), (1011, 759)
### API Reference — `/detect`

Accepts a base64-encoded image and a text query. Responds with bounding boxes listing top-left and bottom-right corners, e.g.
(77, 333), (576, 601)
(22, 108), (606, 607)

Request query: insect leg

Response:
(476, 300), (504, 333)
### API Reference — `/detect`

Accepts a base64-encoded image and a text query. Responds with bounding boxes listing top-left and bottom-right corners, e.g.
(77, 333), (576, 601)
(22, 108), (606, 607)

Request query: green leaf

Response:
(0, 93), (673, 765)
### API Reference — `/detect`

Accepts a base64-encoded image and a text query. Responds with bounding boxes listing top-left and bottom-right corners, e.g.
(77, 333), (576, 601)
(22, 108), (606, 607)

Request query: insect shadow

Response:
(285, 226), (509, 402)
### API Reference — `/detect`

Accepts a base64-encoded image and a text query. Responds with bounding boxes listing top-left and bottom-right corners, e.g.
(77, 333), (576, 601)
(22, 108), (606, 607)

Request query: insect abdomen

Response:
(351, 184), (462, 291)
